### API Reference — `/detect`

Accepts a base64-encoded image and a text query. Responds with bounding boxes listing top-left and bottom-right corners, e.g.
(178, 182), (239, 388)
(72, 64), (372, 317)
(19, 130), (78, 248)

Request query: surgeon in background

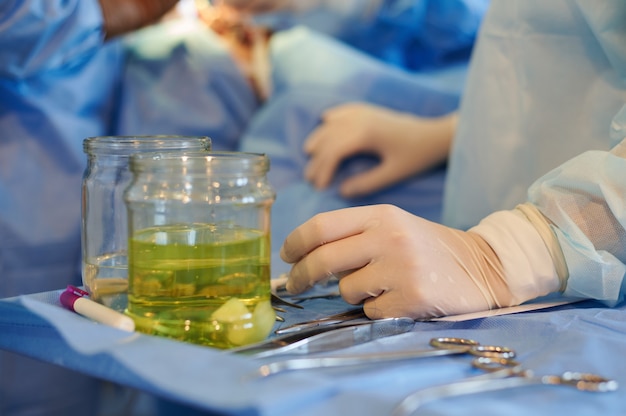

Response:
(0, 1), (179, 415)
(280, 0), (626, 318)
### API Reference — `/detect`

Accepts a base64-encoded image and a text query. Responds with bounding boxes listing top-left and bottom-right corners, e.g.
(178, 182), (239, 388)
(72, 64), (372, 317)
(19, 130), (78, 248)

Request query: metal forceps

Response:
(253, 336), (515, 378)
(392, 338), (619, 416)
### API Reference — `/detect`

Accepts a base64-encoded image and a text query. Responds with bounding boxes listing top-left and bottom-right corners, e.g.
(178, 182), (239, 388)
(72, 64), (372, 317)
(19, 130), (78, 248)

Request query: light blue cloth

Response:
(0, 0), (122, 295)
(0, 1), (122, 415)
(443, 0), (626, 230)
(1, 289), (625, 415)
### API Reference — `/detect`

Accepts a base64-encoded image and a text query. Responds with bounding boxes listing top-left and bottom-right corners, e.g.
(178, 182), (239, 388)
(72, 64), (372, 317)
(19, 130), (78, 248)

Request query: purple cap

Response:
(60, 285), (89, 312)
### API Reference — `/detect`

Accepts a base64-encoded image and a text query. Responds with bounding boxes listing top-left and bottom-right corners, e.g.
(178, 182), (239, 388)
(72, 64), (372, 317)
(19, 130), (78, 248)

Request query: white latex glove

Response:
(304, 103), (456, 198)
(280, 204), (564, 319)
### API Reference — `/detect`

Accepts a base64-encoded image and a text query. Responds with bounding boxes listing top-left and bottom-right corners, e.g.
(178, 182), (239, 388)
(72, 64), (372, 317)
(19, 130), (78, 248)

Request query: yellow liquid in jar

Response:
(126, 223), (275, 349)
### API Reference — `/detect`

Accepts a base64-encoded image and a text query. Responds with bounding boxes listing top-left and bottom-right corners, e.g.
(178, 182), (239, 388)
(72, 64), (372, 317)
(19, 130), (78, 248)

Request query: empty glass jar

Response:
(124, 152), (276, 348)
(81, 136), (211, 306)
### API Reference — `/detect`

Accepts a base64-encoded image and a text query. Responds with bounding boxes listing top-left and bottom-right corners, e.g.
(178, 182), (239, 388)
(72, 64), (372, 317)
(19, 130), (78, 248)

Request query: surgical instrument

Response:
(252, 336), (515, 377)
(229, 318), (415, 358)
(392, 342), (619, 416)
(274, 308), (366, 335)
(232, 317), (415, 359)
(271, 293), (304, 310)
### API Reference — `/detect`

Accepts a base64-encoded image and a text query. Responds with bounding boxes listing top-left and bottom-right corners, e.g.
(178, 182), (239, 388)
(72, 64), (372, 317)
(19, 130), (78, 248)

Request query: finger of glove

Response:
(280, 206), (381, 263)
(285, 231), (374, 294)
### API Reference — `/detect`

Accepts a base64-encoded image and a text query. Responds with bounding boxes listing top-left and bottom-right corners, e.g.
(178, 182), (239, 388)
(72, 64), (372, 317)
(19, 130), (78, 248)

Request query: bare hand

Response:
(304, 103), (456, 198)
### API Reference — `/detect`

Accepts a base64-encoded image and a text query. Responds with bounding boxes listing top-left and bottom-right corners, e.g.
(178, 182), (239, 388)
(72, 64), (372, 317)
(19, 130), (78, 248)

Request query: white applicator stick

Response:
(60, 285), (135, 332)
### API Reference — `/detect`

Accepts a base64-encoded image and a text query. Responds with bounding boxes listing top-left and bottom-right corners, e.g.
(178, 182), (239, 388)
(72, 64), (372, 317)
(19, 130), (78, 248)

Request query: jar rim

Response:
(83, 136), (211, 155)
(130, 151), (270, 174)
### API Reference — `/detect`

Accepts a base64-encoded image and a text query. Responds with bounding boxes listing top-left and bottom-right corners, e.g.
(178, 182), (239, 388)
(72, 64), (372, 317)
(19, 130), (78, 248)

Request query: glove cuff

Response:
(469, 206), (562, 304)
(515, 202), (569, 290)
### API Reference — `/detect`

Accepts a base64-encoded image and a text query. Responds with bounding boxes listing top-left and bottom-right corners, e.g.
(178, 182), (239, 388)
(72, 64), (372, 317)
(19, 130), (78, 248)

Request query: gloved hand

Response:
(280, 203), (564, 319)
(99, 0), (180, 39)
(304, 103), (457, 198)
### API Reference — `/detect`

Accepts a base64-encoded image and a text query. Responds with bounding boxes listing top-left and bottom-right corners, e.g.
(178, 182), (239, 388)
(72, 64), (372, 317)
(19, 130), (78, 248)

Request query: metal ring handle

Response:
(472, 356), (523, 372)
(559, 372), (619, 392)
(470, 344), (516, 359)
(429, 337), (480, 351)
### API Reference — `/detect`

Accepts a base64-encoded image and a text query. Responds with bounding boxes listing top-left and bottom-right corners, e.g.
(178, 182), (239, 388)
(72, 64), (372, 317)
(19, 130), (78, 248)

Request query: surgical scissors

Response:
(253, 336), (515, 378)
(274, 308), (366, 335)
(392, 340), (619, 416)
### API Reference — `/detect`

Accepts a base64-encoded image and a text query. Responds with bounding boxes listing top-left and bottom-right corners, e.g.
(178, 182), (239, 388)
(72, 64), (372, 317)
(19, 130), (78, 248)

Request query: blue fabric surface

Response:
(1, 290), (625, 415)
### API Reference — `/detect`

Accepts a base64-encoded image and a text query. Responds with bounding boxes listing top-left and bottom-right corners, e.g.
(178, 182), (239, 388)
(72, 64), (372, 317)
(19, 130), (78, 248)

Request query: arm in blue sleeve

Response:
(528, 107), (626, 306)
(0, 0), (105, 78)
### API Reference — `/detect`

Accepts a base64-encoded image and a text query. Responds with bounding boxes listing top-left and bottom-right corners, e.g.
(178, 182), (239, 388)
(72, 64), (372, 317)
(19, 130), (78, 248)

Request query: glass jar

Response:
(82, 136), (211, 306)
(124, 152), (276, 349)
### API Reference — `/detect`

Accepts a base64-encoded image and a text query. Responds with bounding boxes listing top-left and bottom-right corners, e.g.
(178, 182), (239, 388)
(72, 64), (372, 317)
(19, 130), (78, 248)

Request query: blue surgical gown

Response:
(0, 1), (121, 414)
(114, 18), (258, 151)
(249, 0), (490, 71)
(443, 0), (626, 230)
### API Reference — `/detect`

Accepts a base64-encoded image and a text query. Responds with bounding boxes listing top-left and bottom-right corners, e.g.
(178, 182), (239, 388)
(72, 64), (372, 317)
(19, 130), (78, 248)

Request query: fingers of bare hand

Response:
(339, 163), (398, 198)
(303, 126), (324, 154)
(306, 159), (339, 190)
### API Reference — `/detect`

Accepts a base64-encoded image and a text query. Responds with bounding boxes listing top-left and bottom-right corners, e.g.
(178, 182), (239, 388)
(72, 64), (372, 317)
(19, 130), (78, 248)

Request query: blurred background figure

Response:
(115, 0), (490, 273)
(0, 0), (179, 414)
